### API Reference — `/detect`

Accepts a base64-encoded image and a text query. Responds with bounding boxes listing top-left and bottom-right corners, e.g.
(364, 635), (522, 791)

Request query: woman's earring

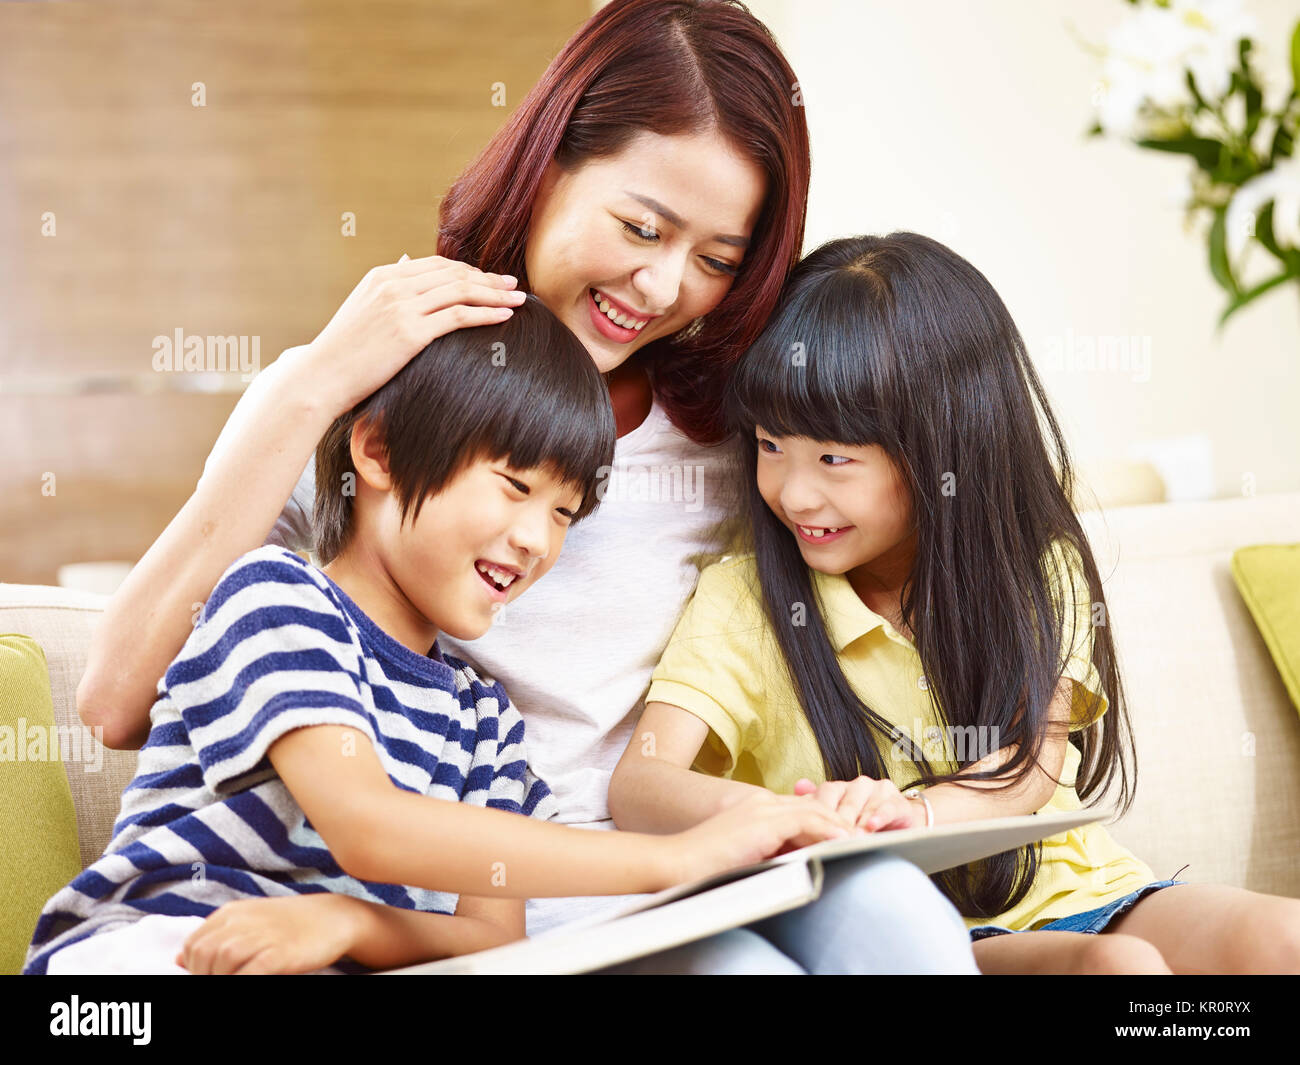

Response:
(674, 316), (705, 342)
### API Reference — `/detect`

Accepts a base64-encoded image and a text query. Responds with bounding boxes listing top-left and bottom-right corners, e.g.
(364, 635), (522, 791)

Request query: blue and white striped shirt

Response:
(25, 546), (557, 975)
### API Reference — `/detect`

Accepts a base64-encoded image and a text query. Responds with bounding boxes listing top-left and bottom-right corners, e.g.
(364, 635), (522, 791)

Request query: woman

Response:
(78, 0), (976, 974)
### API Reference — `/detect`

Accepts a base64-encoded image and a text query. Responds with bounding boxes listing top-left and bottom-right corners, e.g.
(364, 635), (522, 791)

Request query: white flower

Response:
(1097, 6), (1195, 136)
(1095, 0), (1257, 138)
(1172, 0), (1257, 101)
(1224, 157), (1300, 263)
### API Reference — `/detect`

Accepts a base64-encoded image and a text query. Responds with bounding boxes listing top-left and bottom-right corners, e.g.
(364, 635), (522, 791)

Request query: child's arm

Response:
(177, 892), (522, 974)
(608, 701), (768, 832)
(266, 722), (850, 899)
(807, 676), (1077, 831)
(306, 892), (524, 970)
(610, 682), (1074, 836)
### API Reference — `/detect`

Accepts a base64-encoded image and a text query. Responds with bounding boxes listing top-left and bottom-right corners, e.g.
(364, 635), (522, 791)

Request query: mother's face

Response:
(525, 128), (767, 375)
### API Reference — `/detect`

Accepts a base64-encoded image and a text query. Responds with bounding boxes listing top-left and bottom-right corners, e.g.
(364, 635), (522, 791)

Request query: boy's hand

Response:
(665, 791), (854, 885)
(793, 776), (926, 832)
(176, 895), (363, 975)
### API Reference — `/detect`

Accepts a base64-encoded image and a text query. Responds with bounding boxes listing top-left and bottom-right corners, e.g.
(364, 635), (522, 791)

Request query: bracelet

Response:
(903, 788), (934, 828)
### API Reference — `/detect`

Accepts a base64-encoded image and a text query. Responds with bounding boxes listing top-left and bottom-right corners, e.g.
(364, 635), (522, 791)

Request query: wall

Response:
(745, 0), (1298, 503)
(0, 0), (590, 584)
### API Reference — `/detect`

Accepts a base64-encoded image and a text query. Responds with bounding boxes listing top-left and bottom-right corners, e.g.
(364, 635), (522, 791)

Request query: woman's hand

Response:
(793, 776), (927, 832)
(176, 895), (363, 975)
(303, 254), (528, 414)
(665, 791), (854, 885)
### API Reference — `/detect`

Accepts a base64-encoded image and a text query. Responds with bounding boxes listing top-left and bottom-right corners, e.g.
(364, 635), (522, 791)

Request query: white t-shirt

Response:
(266, 389), (745, 933)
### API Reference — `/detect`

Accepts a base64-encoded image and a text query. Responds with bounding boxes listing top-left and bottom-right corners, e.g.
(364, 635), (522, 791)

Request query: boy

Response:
(26, 296), (845, 975)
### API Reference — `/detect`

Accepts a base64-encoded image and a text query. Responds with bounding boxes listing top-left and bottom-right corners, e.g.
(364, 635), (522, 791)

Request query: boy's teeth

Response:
(475, 561), (516, 589)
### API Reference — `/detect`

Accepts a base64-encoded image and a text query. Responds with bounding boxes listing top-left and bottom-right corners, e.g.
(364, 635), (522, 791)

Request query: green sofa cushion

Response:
(1232, 543), (1300, 715)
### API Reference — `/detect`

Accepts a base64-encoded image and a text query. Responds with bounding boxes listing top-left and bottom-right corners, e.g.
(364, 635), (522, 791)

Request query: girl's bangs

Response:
(727, 276), (899, 452)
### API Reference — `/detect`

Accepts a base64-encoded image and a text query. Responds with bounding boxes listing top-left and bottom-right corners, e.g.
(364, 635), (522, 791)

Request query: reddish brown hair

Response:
(437, 0), (810, 446)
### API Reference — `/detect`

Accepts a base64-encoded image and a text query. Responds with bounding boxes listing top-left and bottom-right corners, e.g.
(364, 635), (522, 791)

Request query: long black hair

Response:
(725, 232), (1136, 918)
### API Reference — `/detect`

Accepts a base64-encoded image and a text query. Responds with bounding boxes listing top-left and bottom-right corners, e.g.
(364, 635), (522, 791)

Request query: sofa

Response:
(2, 491), (1298, 972)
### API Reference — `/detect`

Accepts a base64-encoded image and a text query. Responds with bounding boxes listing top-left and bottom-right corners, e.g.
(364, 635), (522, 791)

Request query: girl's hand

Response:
(175, 895), (362, 975)
(793, 776), (927, 833)
(303, 253), (528, 414)
(666, 791), (854, 884)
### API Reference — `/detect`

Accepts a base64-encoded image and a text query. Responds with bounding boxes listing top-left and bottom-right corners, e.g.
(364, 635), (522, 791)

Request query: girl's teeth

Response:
(800, 526), (841, 538)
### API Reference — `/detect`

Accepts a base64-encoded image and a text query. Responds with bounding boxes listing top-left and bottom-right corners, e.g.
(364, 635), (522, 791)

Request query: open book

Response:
(379, 808), (1105, 975)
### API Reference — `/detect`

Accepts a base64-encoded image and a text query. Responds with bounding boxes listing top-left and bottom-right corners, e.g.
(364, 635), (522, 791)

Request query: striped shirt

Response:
(25, 546), (557, 975)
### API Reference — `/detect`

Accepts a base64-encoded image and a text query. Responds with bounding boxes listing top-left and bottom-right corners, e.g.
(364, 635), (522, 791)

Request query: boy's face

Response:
(325, 420), (585, 652)
(390, 455), (583, 642)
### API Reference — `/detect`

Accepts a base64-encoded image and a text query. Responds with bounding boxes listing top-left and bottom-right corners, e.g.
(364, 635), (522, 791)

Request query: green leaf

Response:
(1270, 121), (1294, 166)
(1184, 69), (1208, 113)
(1218, 269), (1300, 328)
(1241, 203), (1300, 274)
(1212, 153), (1259, 187)
(1291, 21), (1300, 97)
(1208, 208), (1239, 298)
(1252, 201), (1283, 258)
(1241, 61), (1263, 140)
(1136, 135), (1222, 170)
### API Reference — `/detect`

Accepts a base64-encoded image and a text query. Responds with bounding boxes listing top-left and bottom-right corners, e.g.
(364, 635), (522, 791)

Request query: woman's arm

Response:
(607, 701), (767, 833)
(267, 723), (850, 899)
(78, 257), (526, 750)
(78, 347), (337, 750)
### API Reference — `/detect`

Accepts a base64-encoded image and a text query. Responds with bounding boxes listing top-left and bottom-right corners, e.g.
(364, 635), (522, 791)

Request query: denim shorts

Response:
(968, 879), (1187, 941)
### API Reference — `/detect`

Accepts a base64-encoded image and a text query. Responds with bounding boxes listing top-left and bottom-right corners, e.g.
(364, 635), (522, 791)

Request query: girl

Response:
(76, 2), (977, 973)
(609, 231), (1300, 975)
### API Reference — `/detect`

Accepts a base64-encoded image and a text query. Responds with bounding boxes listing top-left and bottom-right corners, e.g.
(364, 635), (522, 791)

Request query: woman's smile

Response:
(586, 287), (655, 343)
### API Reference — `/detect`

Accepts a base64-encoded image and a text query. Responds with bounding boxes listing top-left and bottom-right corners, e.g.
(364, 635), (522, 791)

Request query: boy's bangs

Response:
(473, 386), (614, 519)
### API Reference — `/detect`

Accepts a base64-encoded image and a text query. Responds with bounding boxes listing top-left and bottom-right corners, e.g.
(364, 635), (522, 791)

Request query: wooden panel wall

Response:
(0, 0), (590, 584)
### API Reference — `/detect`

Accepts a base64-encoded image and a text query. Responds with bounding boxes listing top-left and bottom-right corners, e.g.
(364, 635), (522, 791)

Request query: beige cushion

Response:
(0, 584), (136, 869)
(1083, 492), (1300, 898)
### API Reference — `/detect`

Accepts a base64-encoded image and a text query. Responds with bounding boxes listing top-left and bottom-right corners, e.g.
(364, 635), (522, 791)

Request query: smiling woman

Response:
(522, 130), (767, 378)
(438, 0), (807, 444)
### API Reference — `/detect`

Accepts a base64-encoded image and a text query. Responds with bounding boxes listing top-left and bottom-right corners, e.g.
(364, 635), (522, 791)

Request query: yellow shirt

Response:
(644, 548), (1155, 931)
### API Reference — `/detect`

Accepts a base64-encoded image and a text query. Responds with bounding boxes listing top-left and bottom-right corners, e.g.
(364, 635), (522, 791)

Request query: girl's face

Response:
(754, 427), (917, 586)
(525, 129), (767, 374)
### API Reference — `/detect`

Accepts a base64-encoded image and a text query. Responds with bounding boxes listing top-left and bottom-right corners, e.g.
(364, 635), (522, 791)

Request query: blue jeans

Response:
(967, 879), (1187, 940)
(597, 853), (980, 974)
